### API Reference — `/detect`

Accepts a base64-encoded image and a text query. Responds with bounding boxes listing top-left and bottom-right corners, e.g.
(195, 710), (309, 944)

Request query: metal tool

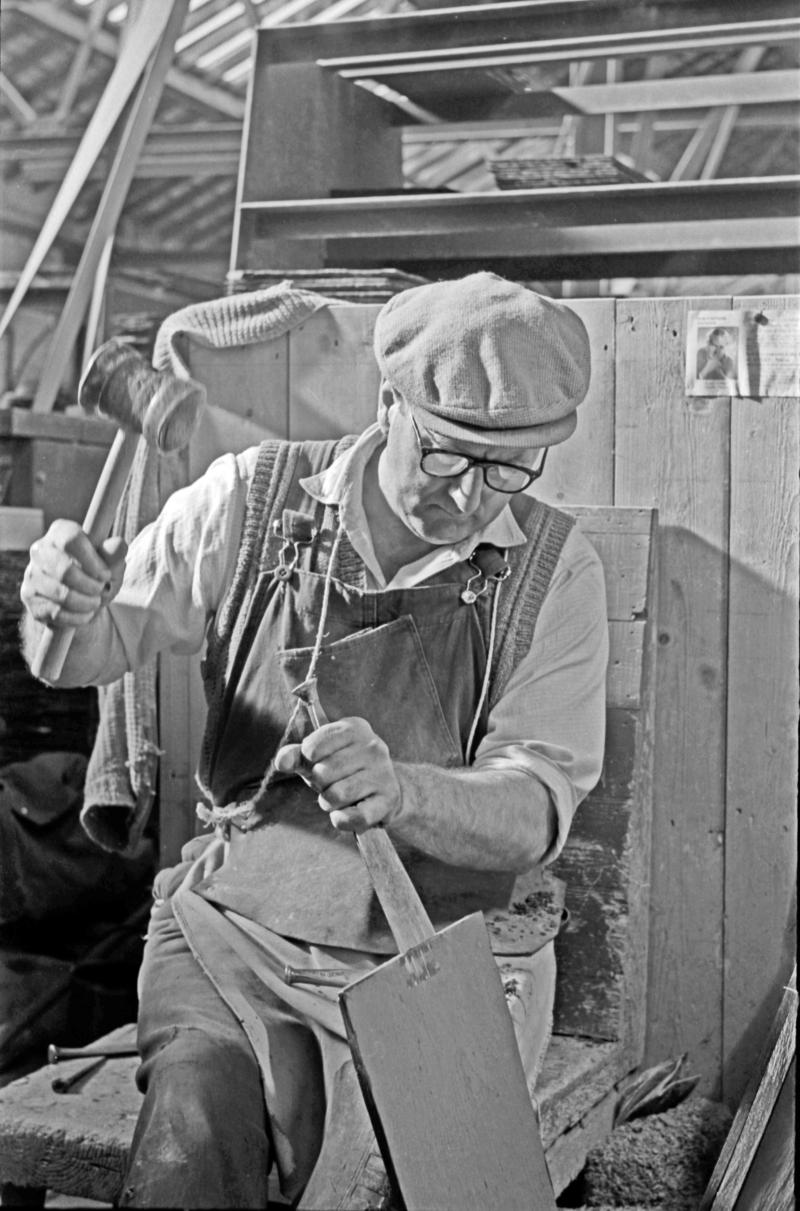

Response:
(51, 1057), (107, 1095)
(283, 966), (351, 988)
(48, 1042), (139, 1064)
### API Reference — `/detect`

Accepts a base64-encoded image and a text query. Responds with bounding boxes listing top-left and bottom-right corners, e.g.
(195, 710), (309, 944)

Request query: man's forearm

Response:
(390, 763), (556, 872)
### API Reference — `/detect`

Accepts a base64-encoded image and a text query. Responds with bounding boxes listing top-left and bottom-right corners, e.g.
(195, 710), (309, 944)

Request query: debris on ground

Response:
(579, 1095), (733, 1210)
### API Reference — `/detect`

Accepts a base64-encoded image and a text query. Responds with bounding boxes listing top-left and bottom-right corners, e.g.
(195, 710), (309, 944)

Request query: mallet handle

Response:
(29, 428), (141, 682)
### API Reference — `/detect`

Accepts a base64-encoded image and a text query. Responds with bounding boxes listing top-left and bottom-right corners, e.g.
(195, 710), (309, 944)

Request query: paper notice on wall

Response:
(686, 307), (800, 398)
(686, 310), (746, 396)
(740, 307), (800, 397)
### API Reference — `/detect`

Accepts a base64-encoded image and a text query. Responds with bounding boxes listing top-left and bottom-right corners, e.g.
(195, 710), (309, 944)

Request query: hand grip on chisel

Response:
(292, 677), (435, 951)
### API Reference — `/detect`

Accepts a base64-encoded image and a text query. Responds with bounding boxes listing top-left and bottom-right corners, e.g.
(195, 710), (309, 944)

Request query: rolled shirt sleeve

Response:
(100, 450), (254, 680)
(473, 527), (609, 862)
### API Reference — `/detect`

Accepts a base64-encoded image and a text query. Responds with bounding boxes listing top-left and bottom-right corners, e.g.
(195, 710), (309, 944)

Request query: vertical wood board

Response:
(552, 796), (641, 1040)
(614, 296), (730, 1092)
(537, 297), (614, 508)
(731, 1056), (795, 1211)
(700, 975), (796, 1211)
(288, 305), (381, 440)
(606, 621), (644, 708)
(180, 334), (291, 439)
(582, 531), (650, 619)
(723, 294), (799, 1106)
(551, 508), (656, 1047)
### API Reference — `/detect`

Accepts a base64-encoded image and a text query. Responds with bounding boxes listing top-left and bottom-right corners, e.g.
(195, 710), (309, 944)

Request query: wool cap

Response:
(374, 272), (591, 447)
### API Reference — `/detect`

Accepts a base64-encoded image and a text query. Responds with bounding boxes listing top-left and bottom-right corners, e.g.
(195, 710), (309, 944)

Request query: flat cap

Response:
(374, 272), (591, 447)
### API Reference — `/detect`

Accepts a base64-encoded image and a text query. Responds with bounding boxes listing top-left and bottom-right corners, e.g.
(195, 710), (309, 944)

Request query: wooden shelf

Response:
(243, 175), (799, 240)
(231, 0), (800, 276)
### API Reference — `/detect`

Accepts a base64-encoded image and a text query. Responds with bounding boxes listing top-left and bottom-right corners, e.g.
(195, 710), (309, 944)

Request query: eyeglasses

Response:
(410, 414), (547, 494)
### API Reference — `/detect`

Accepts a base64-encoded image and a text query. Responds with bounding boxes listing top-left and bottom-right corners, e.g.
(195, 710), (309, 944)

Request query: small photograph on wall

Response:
(685, 311), (744, 396)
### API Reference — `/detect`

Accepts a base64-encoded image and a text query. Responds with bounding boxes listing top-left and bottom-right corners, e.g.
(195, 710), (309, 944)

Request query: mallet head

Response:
(80, 336), (205, 453)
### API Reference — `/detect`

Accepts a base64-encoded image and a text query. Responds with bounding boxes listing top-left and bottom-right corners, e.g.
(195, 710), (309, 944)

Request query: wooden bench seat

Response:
(0, 1025), (630, 1205)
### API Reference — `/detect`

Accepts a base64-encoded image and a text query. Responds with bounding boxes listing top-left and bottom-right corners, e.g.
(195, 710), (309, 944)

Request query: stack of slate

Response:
(488, 155), (648, 190)
(226, 268), (430, 304)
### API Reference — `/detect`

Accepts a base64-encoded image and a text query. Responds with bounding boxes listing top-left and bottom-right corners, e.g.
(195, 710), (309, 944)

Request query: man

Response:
(21, 273), (608, 1209)
(696, 325), (737, 382)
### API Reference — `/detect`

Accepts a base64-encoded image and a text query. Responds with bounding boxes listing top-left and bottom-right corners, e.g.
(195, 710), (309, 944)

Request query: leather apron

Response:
(194, 508), (564, 955)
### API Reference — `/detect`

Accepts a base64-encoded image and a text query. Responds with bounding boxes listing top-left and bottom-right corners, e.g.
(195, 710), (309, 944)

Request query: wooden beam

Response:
(312, 219), (799, 264)
(0, 71), (37, 125)
(1, 125), (243, 182)
(53, 0), (113, 123)
(399, 110), (800, 143)
(559, 70), (798, 117)
(241, 177), (800, 239)
(0, 0), (188, 343)
(5, 0), (245, 119)
(349, 68), (800, 117)
(261, 3), (800, 66)
(701, 973), (797, 1207)
(32, 0), (192, 410)
(669, 46), (766, 181)
(332, 24), (800, 77)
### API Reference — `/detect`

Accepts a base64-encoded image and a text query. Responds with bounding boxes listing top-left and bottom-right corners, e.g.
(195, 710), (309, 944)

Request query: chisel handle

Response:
(293, 677), (436, 952)
(355, 827), (436, 952)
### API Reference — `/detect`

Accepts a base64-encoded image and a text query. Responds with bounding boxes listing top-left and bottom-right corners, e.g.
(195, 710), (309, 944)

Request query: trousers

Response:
(120, 850), (556, 1209)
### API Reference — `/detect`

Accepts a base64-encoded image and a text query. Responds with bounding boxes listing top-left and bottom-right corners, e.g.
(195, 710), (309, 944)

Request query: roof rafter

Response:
(3, 0), (245, 119)
(0, 70), (38, 124)
(0, 123), (243, 180)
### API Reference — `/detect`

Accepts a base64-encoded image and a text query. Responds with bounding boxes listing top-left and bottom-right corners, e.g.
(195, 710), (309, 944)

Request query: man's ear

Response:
(376, 379), (397, 435)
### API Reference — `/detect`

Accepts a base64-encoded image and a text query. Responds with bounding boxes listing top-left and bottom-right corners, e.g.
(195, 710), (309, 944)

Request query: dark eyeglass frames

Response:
(410, 414), (547, 494)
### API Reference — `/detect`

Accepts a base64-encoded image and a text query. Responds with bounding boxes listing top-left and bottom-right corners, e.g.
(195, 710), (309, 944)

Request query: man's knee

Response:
(137, 1026), (260, 1106)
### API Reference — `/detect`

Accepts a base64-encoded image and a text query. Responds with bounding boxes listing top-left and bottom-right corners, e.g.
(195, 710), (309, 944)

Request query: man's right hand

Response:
(21, 519), (127, 630)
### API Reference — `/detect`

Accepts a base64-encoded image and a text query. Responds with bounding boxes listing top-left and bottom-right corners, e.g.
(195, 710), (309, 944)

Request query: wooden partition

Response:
(545, 295), (797, 1108)
(157, 294), (798, 1108)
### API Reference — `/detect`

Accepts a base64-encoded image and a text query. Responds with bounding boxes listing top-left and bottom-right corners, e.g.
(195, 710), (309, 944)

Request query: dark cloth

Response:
(0, 752), (154, 930)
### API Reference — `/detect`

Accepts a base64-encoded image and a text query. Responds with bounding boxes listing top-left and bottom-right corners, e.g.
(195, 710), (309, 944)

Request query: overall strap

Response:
(214, 435), (355, 642)
(201, 435), (356, 771)
(488, 498), (576, 711)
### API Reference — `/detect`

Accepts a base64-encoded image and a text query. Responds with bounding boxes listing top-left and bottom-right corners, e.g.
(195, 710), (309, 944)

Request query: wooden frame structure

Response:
(229, 0), (800, 277)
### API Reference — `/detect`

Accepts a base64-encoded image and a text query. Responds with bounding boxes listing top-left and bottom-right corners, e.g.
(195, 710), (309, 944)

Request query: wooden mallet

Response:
(30, 337), (206, 682)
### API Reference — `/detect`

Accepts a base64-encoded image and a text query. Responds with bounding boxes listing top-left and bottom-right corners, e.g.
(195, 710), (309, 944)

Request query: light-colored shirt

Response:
(101, 425), (608, 861)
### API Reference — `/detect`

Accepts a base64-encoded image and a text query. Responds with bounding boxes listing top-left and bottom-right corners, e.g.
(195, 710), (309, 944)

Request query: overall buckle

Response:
(271, 510), (317, 581)
(461, 544), (510, 605)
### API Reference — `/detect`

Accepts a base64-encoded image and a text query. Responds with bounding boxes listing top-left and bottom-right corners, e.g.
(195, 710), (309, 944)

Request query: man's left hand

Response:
(274, 717), (402, 832)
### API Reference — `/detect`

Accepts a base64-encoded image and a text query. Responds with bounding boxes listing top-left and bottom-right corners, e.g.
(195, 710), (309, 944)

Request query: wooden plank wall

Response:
(538, 295), (798, 1105)
(159, 294), (798, 1107)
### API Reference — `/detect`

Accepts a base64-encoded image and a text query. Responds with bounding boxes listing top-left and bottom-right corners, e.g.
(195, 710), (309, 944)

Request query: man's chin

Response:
(411, 512), (475, 545)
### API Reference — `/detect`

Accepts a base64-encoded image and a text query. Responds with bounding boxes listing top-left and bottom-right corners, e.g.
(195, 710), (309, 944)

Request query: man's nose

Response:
(449, 466), (484, 513)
